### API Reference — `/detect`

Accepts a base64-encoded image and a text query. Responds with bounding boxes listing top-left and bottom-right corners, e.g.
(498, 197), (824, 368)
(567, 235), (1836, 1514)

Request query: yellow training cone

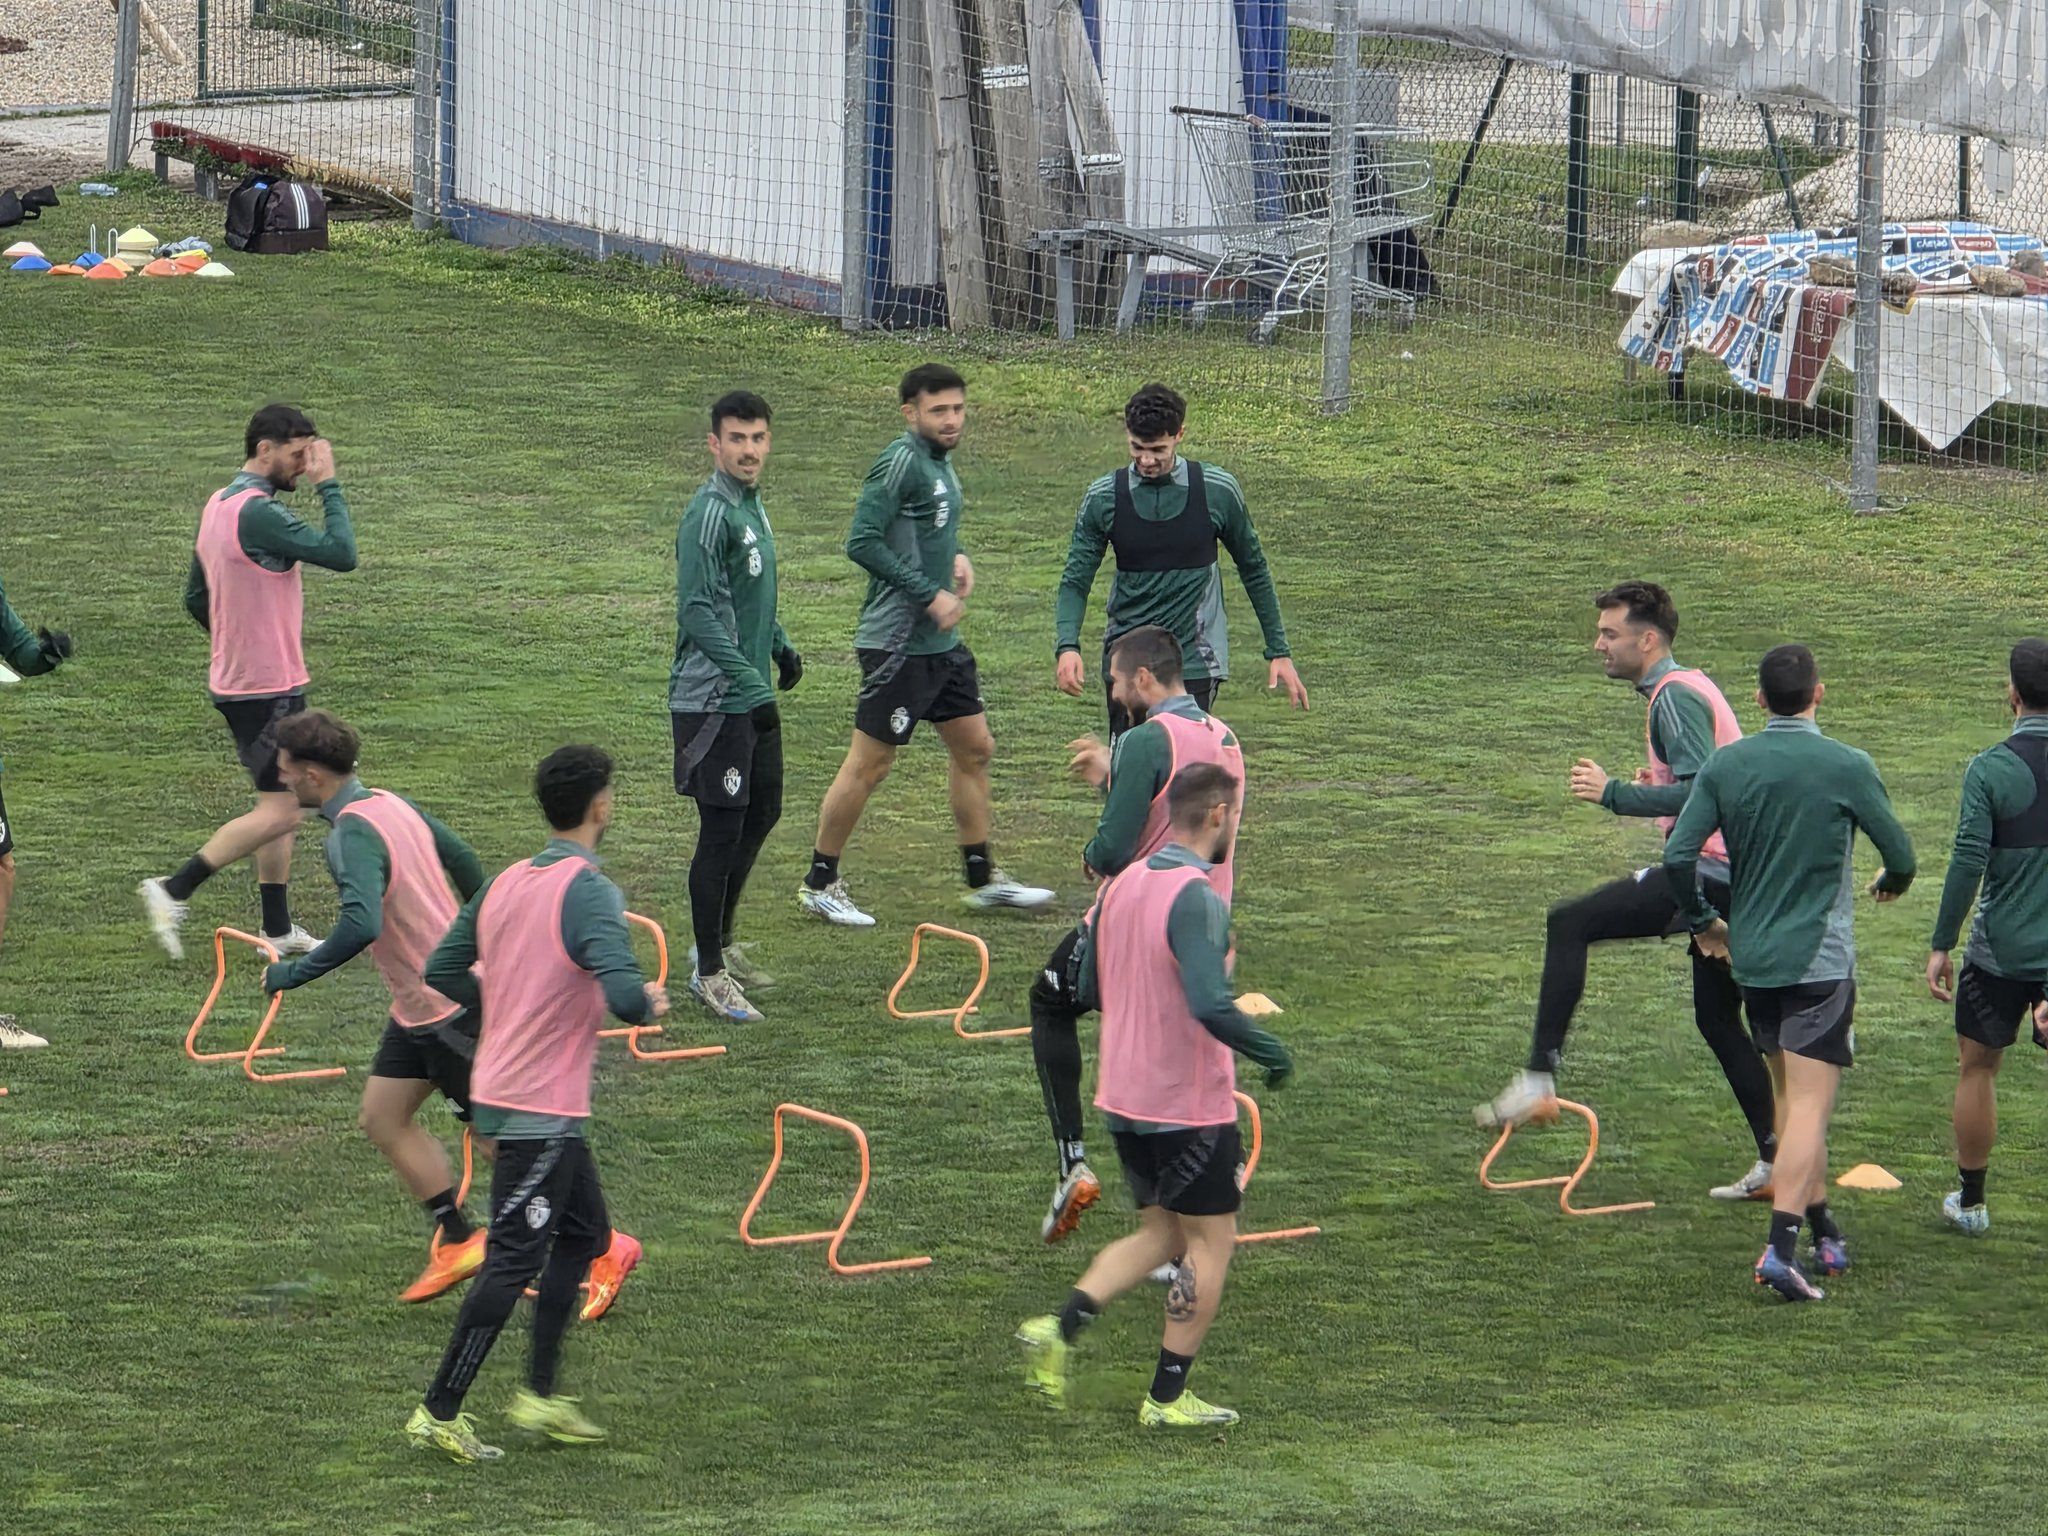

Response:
(1835, 1163), (1902, 1191)
(115, 225), (158, 257)
(1236, 992), (1283, 1016)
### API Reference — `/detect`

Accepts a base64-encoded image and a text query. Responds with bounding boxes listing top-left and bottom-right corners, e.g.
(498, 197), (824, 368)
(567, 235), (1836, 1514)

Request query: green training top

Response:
(0, 569), (61, 776)
(423, 837), (653, 1139)
(1078, 842), (1293, 1132)
(847, 431), (962, 657)
(1082, 694), (1230, 877)
(1053, 458), (1288, 685)
(1931, 715), (2048, 981)
(266, 777), (486, 992)
(1599, 655), (1723, 824)
(183, 470), (358, 698)
(1665, 715), (1916, 989)
(669, 469), (792, 715)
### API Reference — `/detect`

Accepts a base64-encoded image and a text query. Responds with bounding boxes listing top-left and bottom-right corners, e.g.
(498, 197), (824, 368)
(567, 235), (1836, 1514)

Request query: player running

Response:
(1033, 625), (1242, 1244)
(1476, 582), (1778, 1202)
(797, 364), (1052, 927)
(1666, 644), (1915, 1301)
(1053, 383), (1305, 746)
(1925, 640), (2048, 1235)
(141, 405), (356, 961)
(259, 710), (491, 1302)
(409, 745), (667, 1461)
(1016, 763), (1291, 1428)
(671, 391), (801, 1025)
(0, 567), (72, 1051)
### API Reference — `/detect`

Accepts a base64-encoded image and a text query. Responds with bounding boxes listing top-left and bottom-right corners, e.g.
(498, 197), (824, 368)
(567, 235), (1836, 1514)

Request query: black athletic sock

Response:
(163, 854), (216, 902)
(1768, 1211), (1802, 1263)
(805, 850), (839, 892)
(1057, 1287), (1099, 1344)
(1960, 1165), (1987, 1207)
(423, 1189), (473, 1244)
(961, 842), (993, 889)
(1150, 1348), (1196, 1404)
(259, 882), (291, 938)
(1804, 1201), (1842, 1242)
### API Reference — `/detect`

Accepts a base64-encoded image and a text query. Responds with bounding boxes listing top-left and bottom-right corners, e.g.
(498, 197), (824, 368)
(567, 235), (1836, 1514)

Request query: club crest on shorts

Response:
(890, 705), (911, 737)
(747, 547), (762, 578)
(525, 1195), (551, 1229)
(724, 765), (743, 798)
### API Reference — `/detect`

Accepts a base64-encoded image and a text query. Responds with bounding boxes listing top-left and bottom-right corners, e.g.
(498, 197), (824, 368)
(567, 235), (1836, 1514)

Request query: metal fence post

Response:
(1319, 0), (1358, 415)
(1850, 0), (1886, 513)
(411, 0), (437, 229)
(106, 0), (144, 173)
(1673, 89), (1701, 221)
(1565, 73), (1591, 262)
(841, 0), (872, 330)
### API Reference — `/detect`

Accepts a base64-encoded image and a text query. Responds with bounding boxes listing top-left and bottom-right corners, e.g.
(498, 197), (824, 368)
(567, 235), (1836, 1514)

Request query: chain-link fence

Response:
(111, 0), (2048, 505)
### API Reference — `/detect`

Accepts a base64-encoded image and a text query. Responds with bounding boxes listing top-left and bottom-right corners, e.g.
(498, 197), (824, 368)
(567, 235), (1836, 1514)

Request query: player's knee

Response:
(951, 732), (994, 772)
(1029, 969), (1076, 1019)
(1544, 900), (1584, 941)
(851, 752), (893, 791)
(357, 1100), (400, 1146)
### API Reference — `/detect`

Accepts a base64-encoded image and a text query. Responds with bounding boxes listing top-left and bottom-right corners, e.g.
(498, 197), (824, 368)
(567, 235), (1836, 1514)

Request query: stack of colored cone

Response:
(3, 240), (43, 261)
(84, 261), (126, 281)
(9, 253), (51, 272)
(113, 226), (158, 270)
(140, 257), (183, 278)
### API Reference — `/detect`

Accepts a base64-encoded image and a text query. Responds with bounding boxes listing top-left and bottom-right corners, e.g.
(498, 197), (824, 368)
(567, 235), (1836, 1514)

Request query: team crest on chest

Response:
(747, 547), (762, 577)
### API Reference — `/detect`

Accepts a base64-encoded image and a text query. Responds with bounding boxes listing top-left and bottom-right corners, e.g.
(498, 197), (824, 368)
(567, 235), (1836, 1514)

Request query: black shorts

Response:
(1746, 979), (1856, 1067)
(215, 692), (307, 793)
(0, 780), (13, 858)
(855, 645), (983, 746)
(368, 1011), (480, 1120)
(1113, 1123), (1243, 1216)
(1105, 671), (1220, 743)
(672, 704), (782, 809)
(1955, 964), (2047, 1051)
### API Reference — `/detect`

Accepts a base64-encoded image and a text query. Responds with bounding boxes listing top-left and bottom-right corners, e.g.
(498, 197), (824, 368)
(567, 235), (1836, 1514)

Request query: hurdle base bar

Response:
(1479, 1098), (1654, 1217)
(739, 1102), (932, 1275)
(888, 922), (1023, 1040)
(186, 926), (343, 1080)
(1234, 1089), (1320, 1243)
(596, 913), (726, 1061)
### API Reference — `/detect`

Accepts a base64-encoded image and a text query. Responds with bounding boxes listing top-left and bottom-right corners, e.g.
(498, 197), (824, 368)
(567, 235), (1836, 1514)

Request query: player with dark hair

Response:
(798, 363), (1052, 926)
(1032, 625), (1243, 1244)
(408, 745), (668, 1461)
(1477, 582), (1778, 1202)
(142, 404), (357, 961)
(671, 390), (800, 1023)
(261, 709), (492, 1303)
(0, 565), (72, 1051)
(1016, 762), (1291, 1428)
(1667, 644), (1915, 1300)
(1926, 639), (2048, 1235)
(1054, 383), (1305, 746)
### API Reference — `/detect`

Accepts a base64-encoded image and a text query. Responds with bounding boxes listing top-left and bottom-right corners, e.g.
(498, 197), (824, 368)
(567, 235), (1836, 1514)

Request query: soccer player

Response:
(1033, 625), (1242, 1244)
(1925, 640), (2048, 1235)
(1052, 383), (1305, 746)
(797, 363), (1051, 925)
(408, 745), (667, 1461)
(259, 710), (491, 1302)
(140, 404), (357, 960)
(1015, 763), (1291, 1428)
(671, 390), (801, 1024)
(1666, 644), (1915, 1301)
(1475, 582), (1778, 1202)
(0, 568), (71, 1051)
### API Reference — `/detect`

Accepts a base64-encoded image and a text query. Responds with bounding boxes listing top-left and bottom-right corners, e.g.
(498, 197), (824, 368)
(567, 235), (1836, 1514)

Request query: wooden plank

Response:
(923, 0), (992, 330)
(966, 0), (1045, 326)
(1025, 0), (1082, 229)
(1056, 1), (1125, 320)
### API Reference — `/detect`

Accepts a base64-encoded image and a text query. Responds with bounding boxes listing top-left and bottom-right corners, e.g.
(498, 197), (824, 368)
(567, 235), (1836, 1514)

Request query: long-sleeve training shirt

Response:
(1079, 843), (1291, 1132)
(669, 469), (792, 715)
(424, 837), (652, 1138)
(268, 777), (486, 991)
(1054, 458), (1288, 685)
(1665, 715), (1916, 988)
(1930, 714), (2048, 981)
(848, 432), (962, 657)
(1083, 693), (1222, 877)
(0, 570), (59, 775)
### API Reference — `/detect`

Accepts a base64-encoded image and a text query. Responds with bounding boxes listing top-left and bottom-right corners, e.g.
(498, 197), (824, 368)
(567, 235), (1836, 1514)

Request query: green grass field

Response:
(5, 178), (2048, 1534)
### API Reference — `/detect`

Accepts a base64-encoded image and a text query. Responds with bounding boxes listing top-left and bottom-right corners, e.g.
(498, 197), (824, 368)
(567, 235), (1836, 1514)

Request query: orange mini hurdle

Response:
(185, 927), (346, 1084)
(887, 922), (1023, 1040)
(739, 1103), (932, 1276)
(1478, 1097), (1654, 1217)
(596, 910), (725, 1063)
(1233, 1089), (1321, 1244)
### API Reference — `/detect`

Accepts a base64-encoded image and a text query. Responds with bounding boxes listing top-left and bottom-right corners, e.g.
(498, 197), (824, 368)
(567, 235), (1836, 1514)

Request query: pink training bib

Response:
(1646, 667), (1742, 866)
(470, 857), (605, 1119)
(1127, 706), (1244, 902)
(334, 789), (463, 1029)
(195, 484), (309, 698)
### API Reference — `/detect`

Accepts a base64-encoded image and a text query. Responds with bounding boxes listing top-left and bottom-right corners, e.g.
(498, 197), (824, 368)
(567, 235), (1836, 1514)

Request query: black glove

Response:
(776, 648), (803, 692)
(37, 627), (71, 665)
(1264, 1059), (1294, 1089)
(749, 701), (782, 735)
